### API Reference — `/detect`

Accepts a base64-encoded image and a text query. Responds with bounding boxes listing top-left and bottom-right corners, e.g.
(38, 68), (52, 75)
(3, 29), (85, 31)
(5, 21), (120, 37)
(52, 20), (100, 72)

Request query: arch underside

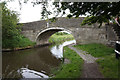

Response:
(36, 29), (63, 45)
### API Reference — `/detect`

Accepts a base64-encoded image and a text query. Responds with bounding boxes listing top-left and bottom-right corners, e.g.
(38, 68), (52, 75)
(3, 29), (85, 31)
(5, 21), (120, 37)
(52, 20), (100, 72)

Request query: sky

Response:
(6, 0), (45, 23)
(4, 0), (71, 23)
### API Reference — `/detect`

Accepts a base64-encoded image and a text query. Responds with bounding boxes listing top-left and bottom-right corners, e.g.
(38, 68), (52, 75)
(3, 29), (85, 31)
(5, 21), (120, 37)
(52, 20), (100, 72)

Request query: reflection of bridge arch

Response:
(36, 27), (74, 45)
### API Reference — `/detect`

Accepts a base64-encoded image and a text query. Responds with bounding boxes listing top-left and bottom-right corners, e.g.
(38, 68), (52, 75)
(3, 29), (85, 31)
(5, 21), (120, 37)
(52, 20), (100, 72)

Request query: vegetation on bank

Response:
(51, 47), (83, 78)
(74, 43), (114, 57)
(3, 35), (36, 49)
(2, 2), (35, 49)
(74, 43), (118, 78)
(49, 32), (74, 43)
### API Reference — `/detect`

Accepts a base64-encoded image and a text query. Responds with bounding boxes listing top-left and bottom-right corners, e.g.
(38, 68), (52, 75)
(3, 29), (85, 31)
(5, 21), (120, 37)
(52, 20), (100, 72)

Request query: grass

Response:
(74, 43), (114, 57)
(96, 54), (118, 78)
(49, 34), (74, 43)
(74, 43), (118, 78)
(51, 46), (83, 78)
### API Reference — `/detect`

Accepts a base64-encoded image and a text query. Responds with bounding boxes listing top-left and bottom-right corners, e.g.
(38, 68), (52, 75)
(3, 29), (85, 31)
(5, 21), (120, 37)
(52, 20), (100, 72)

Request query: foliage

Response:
(55, 2), (120, 27)
(56, 2), (120, 27)
(74, 43), (118, 78)
(51, 46), (83, 78)
(55, 32), (69, 35)
(2, 2), (35, 49)
(48, 33), (74, 43)
(2, 2), (20, 40)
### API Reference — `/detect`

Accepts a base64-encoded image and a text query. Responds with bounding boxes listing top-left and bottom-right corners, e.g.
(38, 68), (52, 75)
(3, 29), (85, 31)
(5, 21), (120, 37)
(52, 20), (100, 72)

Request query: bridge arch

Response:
(35, 27), (75, 45)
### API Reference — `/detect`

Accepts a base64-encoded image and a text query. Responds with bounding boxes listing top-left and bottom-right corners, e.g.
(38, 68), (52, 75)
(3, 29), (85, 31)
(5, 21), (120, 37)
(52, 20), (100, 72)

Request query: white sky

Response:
(1, 0), (86, 23)
(6, 0), (43, 23)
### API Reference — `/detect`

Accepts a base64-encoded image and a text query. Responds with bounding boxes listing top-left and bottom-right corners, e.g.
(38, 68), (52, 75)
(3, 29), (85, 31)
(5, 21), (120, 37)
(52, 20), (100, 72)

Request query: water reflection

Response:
(50, 40), (76, 59)
(2, 40), (76, 78)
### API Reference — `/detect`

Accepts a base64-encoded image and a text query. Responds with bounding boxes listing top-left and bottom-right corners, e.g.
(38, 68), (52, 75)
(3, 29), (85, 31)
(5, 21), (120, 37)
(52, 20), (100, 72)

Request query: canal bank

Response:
(2, 43), (52, 52)
(2, 39), (73, 52)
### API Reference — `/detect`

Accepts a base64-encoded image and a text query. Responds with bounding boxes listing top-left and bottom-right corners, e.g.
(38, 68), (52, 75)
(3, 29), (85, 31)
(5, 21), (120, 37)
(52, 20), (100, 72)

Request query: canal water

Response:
(2, 40), (76, 78)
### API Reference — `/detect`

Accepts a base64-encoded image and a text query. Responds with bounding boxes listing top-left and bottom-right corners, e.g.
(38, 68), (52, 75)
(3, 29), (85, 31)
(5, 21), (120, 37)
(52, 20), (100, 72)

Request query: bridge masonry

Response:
(21, 17), (108, 45)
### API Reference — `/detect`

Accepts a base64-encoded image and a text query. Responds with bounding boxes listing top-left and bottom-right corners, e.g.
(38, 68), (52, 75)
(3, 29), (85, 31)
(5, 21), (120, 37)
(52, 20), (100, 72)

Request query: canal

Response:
(2, 40), (76, 78)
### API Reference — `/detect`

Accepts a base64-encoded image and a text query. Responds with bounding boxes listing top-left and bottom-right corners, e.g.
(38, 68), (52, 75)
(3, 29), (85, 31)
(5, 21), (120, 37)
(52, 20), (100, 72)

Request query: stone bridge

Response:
(21, 17), (107, 45)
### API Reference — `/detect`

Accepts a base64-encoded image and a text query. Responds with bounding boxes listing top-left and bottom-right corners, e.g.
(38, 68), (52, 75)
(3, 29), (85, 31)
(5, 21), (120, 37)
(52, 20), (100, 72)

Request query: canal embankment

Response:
(2, 43), (52, 52)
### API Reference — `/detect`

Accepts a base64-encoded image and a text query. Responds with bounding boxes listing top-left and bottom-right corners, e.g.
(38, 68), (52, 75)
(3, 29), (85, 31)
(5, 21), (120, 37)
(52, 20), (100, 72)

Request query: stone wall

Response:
(105, 24), (118, 47)
(70, 27), (107, 44)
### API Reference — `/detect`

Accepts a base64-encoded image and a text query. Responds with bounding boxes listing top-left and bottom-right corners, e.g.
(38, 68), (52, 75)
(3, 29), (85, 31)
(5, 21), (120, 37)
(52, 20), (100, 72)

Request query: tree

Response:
(2, 2), (35, 49)
(32, 1), (120, 27)
(2, 2), (21, 48)
(58, 2), (120, 27)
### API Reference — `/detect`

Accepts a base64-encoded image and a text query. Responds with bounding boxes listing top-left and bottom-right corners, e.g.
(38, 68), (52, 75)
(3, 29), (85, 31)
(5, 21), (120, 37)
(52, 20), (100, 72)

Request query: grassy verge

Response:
(74, 43), (114, 57)
(96, 54), (118, 78)
(51, 46), (83, 78)
(74, 43), (118, 78)
(49, 34), (74, 43)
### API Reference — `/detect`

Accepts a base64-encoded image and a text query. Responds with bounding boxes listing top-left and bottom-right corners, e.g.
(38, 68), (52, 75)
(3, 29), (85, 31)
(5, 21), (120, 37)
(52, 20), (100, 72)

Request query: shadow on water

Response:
(2, 40), (76, 78)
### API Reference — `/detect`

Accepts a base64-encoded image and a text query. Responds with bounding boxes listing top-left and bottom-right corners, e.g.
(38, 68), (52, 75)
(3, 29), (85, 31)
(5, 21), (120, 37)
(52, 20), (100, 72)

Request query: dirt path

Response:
(68, 45), (104, 78)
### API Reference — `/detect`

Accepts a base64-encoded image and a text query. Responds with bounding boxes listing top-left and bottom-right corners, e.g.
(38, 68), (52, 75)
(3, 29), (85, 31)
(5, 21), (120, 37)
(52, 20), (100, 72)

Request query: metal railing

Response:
(115, 41), (120, 59)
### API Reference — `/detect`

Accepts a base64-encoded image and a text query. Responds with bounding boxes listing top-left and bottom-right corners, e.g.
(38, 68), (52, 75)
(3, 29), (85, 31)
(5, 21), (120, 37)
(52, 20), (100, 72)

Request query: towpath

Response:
(68, 45), (104, 78)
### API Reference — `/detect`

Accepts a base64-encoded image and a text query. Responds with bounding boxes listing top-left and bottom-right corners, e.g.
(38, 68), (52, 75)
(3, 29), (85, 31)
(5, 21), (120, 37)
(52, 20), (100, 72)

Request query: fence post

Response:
(115, 41), (120, 59)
